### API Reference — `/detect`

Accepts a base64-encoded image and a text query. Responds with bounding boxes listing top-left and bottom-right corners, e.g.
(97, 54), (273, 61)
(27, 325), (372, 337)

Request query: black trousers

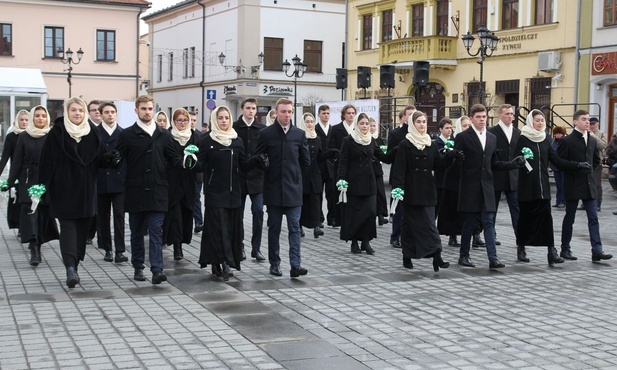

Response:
(87, 215), (97, 240)
(96, 192), (126, 253)
(59, 218), (91, 268)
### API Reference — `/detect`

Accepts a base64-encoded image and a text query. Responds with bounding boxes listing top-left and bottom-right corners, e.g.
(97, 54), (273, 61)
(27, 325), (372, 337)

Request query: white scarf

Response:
(521, 110), (547, 143)
(497, 120), (513, 143)
(209, 107), (238, 147)
(297, 114), (317, 139)
(371, 129), (379, 139)
(103, 122), (117, 137)
(406, 121), (432, 151)
(453, 116), (468, 138)
(171, 109), (192, 146)
(156, 111), (170, 130)
(26, 106), (51, 138)
(63, 98), (92, 143)
(343, 121), (354, 135)
(350, 115), (372, 146)
(12, 110), (29, 135)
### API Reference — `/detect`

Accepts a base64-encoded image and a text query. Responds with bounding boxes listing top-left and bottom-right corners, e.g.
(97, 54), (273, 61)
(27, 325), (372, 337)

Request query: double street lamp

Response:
(462, 26), (499, 106)
(282, 54), (307, 124)
(58, 47), (84, 97)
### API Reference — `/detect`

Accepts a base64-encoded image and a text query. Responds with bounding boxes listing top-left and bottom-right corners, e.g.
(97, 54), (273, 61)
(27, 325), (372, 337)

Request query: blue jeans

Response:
(194, 183), (203, 225)
(241, 193), (264, 252)
(129, 211), (165, 273)
(494, 190), (519, 235)
(267, 206), (301, 268)
(390, 201), (402, 242)
(461, 209), (498, 261)
(554, 171), (565, 205)
(561, 199), (602, 253)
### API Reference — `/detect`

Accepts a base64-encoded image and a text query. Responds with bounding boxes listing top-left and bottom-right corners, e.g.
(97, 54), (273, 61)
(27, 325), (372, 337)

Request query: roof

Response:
(142, 0), (199, 20)
(54, 0), (151, 7)
(0, 68), (47, 94)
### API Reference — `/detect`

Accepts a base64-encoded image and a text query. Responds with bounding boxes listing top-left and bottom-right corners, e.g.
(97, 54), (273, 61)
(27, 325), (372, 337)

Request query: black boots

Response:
(313, 227), (324, 238)
(517, 245), (530, 263)
(29, 241), (41, 267)
(472, 233), (486, 248)
(221, 262), (233, 281)
(432, 251), (450, 272)
(548, 247), (564, 265)
(448, 235), (460, 247)
(351, 240), (361, 254)
(66, 266), (80, 288)
(361, 240), (375, 255)
(378, 215), (388, 225)
(173, 243), (184, 261)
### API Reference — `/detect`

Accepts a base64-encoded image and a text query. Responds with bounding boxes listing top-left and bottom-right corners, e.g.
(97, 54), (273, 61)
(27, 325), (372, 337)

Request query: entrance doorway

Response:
(413, 82), (445, 133)
(609, 84), (617, 138)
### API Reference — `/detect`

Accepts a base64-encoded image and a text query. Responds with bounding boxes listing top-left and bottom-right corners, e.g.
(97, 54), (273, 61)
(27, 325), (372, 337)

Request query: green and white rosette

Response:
(183, 144), (199, 169)
(379, 145), (387, 154)
(27, 184), (46, 214)
(391, 188), (404, 212)
(0, 179), (8, 201)
(444, 140), (455, 150)
(521, 147), (534, 172)
(336, 179), (349, 204)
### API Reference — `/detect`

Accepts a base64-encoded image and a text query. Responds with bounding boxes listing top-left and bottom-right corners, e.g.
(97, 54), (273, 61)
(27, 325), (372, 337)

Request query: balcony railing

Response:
(379, 36), (458, 64)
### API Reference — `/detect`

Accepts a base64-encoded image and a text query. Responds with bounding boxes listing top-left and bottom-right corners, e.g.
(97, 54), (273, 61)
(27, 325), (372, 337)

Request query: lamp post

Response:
(57, 47), (84, 97)
(282, 54), (307, 124)
(218, 52), (264, 76)
(461, 26), (499, 106)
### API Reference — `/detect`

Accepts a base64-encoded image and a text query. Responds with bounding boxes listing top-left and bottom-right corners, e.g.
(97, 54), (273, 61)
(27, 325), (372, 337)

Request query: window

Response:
(412, 4), (424, 37)
(436, 0), (449, 36)
(44, 26), (63, 58)
(0, 23), (12, 56)
(182, 48), (188, 78)
(363, 14), (373, 50)
(382, 10), (393, 42)
(190, 47), (196, 78)
(536, 0), (552, 25)
(264, 37), (283, 71)
(604, 0), (617, 26)
(96, 30), (115, 61)
(168, 52), (173, 81)
(502, 0), (518, 29)
(527, 77), (551, 111)
(303, 40), (322, 73)
(157, 55), (162, 82)
(473, 0), (488, 32)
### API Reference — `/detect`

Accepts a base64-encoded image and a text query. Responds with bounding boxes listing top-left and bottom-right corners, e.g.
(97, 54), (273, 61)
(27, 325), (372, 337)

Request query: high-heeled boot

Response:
(173, 243), (183, 261)
(351, 240), (361, 254)
(29, 241), (40, 267)
(361, 240), (375, 255)
(517, 245), (530, 262)
(548, 246), (564, 265)
(66, 266), (80, 288)
(432, 251), (450, 272)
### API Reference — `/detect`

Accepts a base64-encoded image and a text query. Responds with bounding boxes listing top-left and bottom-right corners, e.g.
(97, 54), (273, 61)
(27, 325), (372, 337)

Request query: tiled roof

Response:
(57, 0), (151, 7)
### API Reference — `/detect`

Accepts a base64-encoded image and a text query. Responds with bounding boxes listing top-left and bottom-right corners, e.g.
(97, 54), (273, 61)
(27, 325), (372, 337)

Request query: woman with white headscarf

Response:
(8, 106), (59, 268)
(514, 109), (584, 265)
(0, 110), (29, 230)
(265, 109), (276, 126)
(156, 111), (170, 130)
(391, 111), (459, 271)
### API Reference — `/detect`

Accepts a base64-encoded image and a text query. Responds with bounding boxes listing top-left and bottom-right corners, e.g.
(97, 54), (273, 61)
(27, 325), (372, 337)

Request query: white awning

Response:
(0, 68), (47, 94)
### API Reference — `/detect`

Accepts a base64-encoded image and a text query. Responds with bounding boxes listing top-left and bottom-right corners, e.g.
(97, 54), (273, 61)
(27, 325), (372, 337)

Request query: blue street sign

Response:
(206, 99), (216, 110)
(206, 89), (217, 100)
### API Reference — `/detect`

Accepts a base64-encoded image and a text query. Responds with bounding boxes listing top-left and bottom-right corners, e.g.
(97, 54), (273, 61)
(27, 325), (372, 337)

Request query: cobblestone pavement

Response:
(1, 172), (617, 369)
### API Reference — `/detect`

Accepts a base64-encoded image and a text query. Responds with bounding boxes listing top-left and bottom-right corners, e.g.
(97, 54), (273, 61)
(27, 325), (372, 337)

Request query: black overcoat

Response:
(116, 123), (171, 213)
(327, 122), (351, 180)
(488, 124), (521, 191)
(386, 123), (408, 184)
(8, 133), (48, 204)
(233, 116), (265, 194)
(557, 129), (601, 200)
(0, 131), (19, 174)
(315, 123), (330, 180)
(433, 136), (446, 188)
(166, 133), (201, 209)
(337, 137), (377, 196)
(97, 124), (126, 194)
(199, 135), (246, 209)
(302, 137), (324, 195)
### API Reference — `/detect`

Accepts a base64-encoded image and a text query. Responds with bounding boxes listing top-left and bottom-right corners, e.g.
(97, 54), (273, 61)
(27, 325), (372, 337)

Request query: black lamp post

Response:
(461, 26), (499, 106)
(58, 47), (84, 97)
(218, 52), (264, 75)
(282, 54), (307, 124)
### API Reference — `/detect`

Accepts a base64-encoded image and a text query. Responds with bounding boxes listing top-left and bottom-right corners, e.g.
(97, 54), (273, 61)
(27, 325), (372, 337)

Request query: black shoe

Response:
(517, 245), (530, 263)
(290, 266), (308, 278)
(548, 247), (564, 265)
(319, 222), (324, 228)
(448, 235), (460, 247)
(390, 239), (402, 249)
(86, 238), (93, 245)
(472, 234), (486, 248)
(104, 250), (114, 262)
(194, 223), (204, 233)
(613, 211), (617, 215)
(222, 262), (233, 281)
(403, 257), (413, 269)
(241, 249), (246, 261)
(313, 227), (324, 238)
(560, 249), (578, 260)
(251, 250), (266, 261)
(489, 259), (505, 269)
(495, 240), (501, 246)
(134, 268), (146, 281)
(328, 223), (341, 229)
(300, 229), (305, 237)
(592, 252), (613, 262)
(598, 206), (602, 212)
(432, 252), (450, 272)
(114, 252), (128, 263)
(29, 242), (41, 267)
(361, 241), (375, 255)
(173, 244), (184, 261)
(378, 215), (388, 225)
(66, 266), (80, 288)
(351, 240), (361, 254)
(152, 271), (167, 285)
(211, 264), (222, 277)
(270, 265), (282, 276)
(458, 256), (475, 267)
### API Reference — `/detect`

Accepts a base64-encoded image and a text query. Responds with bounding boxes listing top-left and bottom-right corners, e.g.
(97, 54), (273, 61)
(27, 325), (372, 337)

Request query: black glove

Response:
(578, 162), (592, 173)
(445, 149), (464, 161)
(510, 155), (526, 168)
(326, 148), (339, 159)
(103, 150), (122, 168)
(259, 154), (269, 170)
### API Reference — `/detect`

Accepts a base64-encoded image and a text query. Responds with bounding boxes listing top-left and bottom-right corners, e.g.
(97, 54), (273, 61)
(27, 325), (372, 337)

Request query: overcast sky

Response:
(140, 0), (183, 35)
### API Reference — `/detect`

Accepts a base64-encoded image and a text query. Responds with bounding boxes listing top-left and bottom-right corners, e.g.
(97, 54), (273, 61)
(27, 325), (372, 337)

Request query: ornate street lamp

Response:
(461, 26), (499, 106)
(58, 47), (84, 97)
(282, 54), (307, 124)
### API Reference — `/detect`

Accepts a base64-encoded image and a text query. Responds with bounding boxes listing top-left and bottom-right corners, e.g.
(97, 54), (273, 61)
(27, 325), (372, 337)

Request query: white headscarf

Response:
(11, 110), (29, 135)
(63, 97), (92, 143)
(209, 106), (238, 147)
(453, 116), (470, 138)
(521, 109), (547, 143)
(350, 113), (372, 146)
(405, 112), (432, 151)
(370, 119), (379, 139)
(26, 105), (51, 138)
(170, 108), (192, 146)
(156, 111), (170, 129)
(297, 113), (317, 139)
(266, 109), (276, 126)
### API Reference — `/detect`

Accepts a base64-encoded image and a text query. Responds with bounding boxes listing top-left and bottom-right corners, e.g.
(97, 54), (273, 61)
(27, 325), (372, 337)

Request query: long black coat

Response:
(38, 120), (103, 219)
(433, 136), (447, 188)
(488, 124), (521, 191)
(166, 133), (201, 209)
(516, 135), (578, 202)
(337, 137), (377, 196)
(315, 123), (330, 180)
(256, 121), (310, 207)
(0, 131), (19, 175)
(116, 123), (171, 213)
(233, 116), (265, 194)
(8, 133), (48, 204)
(97, 124), (126, 194)
(302, 137), (324, 195)
(199, 135), (246, 209)
(373, 137), (386, 177)
(386, 123), (409, 184)
(557, 129), (601, 200)
(327, 122), (351, 180)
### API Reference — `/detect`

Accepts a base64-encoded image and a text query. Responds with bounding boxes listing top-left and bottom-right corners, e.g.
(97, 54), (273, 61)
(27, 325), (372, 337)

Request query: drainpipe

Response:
(573, 0), (582, 105)
(343, 0), (348, 101)
(199, 0), (206, 128)
(136, 6), (145, 98)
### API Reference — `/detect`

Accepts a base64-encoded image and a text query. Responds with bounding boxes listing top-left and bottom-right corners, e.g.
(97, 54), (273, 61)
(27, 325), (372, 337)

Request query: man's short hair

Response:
(573, 109), (589, 121)
(98, 101), (117, 114)
(275, 98), (293, 111)
(241, 98), (258, 109)
(189, 111), (197, 117)
(398, 105), (416, 120)
(469, 104), (487, 117)
(438, 117), (452, 129)
(135, 95), (154, 108)
(340, 104), (357, 120)
(498, 104), (513, 113)
(318, 104), (330, 113)
(88, 100), (101, 111)
(589, 117), (599, 124)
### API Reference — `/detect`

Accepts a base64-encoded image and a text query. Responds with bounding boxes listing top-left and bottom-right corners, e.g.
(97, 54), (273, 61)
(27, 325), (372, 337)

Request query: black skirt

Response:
(199, 207), (242, 270)
(437, 189), (464, 236)
(375, 176), (388, 217)
(402, 204), (442, 259)
(300, 193), (320, 228)
(340, 194), (376, 241)
(7, 190), (20, 229)
(18, 204), (59, 244)
(516, 199), (554, 247)
(163, 202), (193, 245)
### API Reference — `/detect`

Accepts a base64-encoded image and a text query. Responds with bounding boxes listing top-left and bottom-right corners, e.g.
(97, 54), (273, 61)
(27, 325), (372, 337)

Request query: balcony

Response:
(379, 36), (458, 65)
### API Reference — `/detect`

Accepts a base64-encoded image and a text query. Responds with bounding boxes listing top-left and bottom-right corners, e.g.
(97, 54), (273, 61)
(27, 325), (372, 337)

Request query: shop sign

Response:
(592, 52), (617, 75)
(500, 33), (538, 51)
(261, 85), (293, 96)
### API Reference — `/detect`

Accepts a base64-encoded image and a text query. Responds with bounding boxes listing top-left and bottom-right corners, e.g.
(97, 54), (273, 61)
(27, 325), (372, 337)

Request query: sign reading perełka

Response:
(592, 52), (617, 75)
(261, 85), (294, 96)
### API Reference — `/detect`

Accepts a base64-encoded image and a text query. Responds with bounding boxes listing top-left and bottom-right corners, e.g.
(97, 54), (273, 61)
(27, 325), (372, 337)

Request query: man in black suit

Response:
(86, 100), (102, 246)
(386, 105), (415, 248)
(454, 104), (524, 269)
(488, 104), (522, 258)
(433, 117), (453, 219)
(316, 104), (334, 228)
(256, 98), (310, 278)
(558, 110), (612, 262)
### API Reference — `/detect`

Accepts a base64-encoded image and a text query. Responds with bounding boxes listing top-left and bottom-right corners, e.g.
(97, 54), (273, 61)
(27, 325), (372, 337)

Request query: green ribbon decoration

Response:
(183, 144), (200, 169)
(521, 147), (534, 160)
(0, 179), (8, 191)
(380, 145), (387, 154)
(336, 179), (349, 203)
(390, 187), (405, 212)
(444, 140), (455, 150)
(27, 184), (46, 214)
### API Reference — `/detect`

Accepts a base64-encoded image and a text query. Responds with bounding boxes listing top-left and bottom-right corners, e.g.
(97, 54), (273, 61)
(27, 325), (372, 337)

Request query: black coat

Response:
(97, 124), (126, 194)
(8, 133), (48, 204)
(386, 123), (409, 184)
(256, 121), (310, 207)
(557, 129), (601, 200)
(433, 136), (447, 188)
(516, 135), (578, 202)
(316, 123), (331, 180)
(233, 116), (265, 194)
(116, 123), (171, 213)
(373, 137), (386, 177)
(302, 137), (324, 194)
(488, 124), (521, 191)
(337, 137), (377, 196)
(166, 133), (201, 209)
(192, 129), (204, 184)
(0, 131), (19, 175)
(199, 135), (247, 209)
(38, 120), (103, 219)
(327, 122), (351, 181)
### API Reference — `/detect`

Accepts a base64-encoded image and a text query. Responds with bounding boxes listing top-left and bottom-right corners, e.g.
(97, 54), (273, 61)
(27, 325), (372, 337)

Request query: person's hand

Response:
(511, 155), (526, 168)
(103, 150), (122, 168)
(259, 154), (269, 170)
(446, 149), (464, 161)
(578, 161), (592, 173)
